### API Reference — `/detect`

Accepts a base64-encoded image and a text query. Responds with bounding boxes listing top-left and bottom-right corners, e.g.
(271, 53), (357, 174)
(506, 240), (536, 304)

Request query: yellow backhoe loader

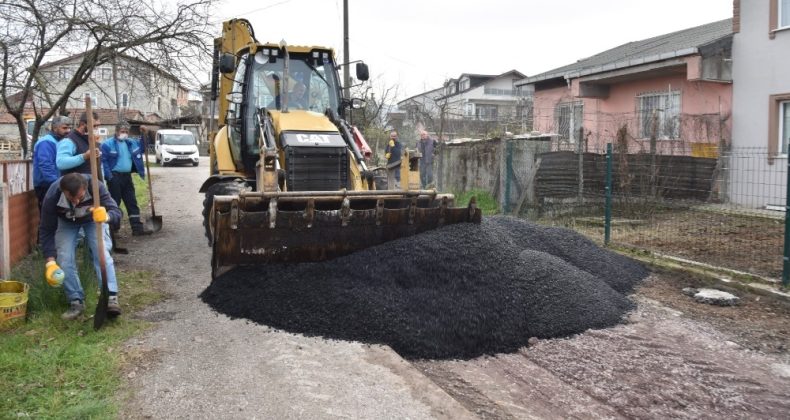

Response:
(201, 19), (481, 279)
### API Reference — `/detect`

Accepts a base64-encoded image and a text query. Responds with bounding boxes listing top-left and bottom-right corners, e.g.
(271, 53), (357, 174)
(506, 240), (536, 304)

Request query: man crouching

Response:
(39, 173), (123, 320)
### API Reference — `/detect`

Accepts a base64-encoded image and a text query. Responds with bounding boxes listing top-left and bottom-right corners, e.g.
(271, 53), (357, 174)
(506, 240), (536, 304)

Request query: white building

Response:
(441, 70), (528, 122)
(396, 70), (529, 139)
(730, 0), (790, 207)
(36, 52), (189, 119)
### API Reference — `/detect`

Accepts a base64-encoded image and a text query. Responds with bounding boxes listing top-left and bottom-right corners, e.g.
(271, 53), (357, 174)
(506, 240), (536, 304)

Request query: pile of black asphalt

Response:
(200, 216), (649, 360)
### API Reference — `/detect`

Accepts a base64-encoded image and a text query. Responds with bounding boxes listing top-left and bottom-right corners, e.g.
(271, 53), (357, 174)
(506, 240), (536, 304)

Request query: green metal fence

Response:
(507, 143), (788, 287)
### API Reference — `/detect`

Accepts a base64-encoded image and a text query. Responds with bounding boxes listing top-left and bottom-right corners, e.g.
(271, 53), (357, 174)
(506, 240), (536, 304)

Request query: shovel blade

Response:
(145, 216), (163, 232)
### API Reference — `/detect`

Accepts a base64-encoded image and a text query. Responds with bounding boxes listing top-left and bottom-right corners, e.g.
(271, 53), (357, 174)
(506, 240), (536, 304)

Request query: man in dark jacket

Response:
(39, 173), (122, 320)
(32, 116), (72, 209)
(384, 129), (402, 189)
(56, 111), (102, 175)
(101, 121), (151, 235)
(417, 130), (437, 189)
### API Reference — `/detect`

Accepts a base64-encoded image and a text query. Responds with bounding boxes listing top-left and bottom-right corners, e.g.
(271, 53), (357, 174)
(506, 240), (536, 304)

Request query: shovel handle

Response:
(143, 138), (157, 216)
(85, 96), (110, 330)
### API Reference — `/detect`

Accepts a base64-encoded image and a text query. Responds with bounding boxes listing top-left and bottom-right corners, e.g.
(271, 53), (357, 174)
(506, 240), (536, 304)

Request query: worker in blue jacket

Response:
(57, 111), (102, 175)
(100, 121), (151, 235)
(32, 116), (72, 209)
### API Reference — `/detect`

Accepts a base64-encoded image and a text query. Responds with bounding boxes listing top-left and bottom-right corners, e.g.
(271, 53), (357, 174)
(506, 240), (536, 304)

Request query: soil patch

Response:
(200, 216), (648, 359)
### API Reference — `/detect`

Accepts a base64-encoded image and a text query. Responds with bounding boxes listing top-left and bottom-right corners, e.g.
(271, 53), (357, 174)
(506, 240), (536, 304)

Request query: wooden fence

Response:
(0, 160), (37, 278)
(535, 151), (718, 201)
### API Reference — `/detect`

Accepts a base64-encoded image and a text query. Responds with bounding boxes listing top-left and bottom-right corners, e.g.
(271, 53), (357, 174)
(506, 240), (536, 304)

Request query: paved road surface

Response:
(119, 157), (790, 419)
(120, 158), (473, 419)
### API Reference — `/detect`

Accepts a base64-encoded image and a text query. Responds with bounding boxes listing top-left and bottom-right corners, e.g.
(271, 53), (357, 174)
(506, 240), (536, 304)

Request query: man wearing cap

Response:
(32, 116), (72, 209)
(384, 129), (402, 189)
(101, 121), (151, 236)
(39, 173), (122, 320)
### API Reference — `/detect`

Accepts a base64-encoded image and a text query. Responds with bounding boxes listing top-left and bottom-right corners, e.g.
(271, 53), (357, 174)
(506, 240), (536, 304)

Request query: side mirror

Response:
(350, 98), (366, 109)
(219, 53), (236, 74)
(355, 62), (369, 81)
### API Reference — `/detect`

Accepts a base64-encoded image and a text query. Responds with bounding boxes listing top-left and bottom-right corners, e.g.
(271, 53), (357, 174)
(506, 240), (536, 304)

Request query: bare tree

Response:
(349, 78), (401, 163)
(350, 78), (399, 132)
(0, 0), (214, 157)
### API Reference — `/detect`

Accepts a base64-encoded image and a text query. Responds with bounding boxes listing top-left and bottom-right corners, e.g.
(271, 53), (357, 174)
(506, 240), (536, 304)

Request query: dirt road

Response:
(120, 159), (790, 419)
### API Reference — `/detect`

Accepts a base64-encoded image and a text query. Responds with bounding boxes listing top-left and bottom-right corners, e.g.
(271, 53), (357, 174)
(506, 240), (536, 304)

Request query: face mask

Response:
(118, 133), (128, 140)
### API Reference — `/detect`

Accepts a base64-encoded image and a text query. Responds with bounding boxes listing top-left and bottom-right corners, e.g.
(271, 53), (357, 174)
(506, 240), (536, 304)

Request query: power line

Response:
(208, 0), (295, 25)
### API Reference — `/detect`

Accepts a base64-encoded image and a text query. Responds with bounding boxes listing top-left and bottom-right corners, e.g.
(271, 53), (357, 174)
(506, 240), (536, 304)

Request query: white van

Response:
(155, 129), (199, 166)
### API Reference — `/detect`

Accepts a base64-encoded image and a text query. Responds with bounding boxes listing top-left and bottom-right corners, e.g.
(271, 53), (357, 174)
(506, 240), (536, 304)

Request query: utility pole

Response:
(343, 0), (350, 99)
(112, 54), (122, 120)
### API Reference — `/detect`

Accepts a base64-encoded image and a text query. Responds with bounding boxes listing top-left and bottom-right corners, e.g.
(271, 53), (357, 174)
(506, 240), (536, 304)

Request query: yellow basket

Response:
(0, 281), (29, 331)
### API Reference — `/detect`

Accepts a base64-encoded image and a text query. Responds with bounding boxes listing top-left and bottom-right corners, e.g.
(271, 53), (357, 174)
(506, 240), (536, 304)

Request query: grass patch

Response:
(0, 249), (162, 418)
(455, 189), (499, 215)
(120, 174), (149, 215)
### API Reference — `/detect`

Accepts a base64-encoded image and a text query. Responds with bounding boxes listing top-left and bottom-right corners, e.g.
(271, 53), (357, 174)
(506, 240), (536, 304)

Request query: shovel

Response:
(143, 140), (162, 232)
(85, 97), (110, 330)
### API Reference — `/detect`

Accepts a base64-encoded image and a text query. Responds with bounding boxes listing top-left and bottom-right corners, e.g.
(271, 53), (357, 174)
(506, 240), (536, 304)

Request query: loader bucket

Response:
(209, 190), (481, 279)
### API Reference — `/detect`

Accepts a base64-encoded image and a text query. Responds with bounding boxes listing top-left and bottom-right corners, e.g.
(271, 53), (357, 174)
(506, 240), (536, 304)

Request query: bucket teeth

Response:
(268, 199), (278, 229)
(210, 192), (482, 268)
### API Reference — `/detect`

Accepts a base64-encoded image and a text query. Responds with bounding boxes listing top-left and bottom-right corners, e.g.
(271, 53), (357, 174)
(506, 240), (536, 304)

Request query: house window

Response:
(476, 104), (498, 121)
(58, 67), (73, 80)
(781, 0), (790, 29)
(556, 101), (583, 143)
(121, 92), (129, 108)
(781, 101), (790, 154)
(84, 92), (97, 107)
(100, 68), (112, 80)
(459, 78), (469, 91)
(464, 103), (475, 117)
(157, 97), (162, 112)
(638, 91), (680, 139)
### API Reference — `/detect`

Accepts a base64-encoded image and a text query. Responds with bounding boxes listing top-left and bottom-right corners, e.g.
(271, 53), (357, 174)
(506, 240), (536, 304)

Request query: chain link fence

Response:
(499, 142), (787, 284)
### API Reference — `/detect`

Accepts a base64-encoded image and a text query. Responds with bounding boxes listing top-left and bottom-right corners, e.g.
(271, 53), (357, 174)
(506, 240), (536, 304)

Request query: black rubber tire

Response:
(202, 180), (250, 246)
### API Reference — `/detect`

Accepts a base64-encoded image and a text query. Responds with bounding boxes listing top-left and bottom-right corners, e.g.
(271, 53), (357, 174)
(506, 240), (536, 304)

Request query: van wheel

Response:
(202, 180), (250, 246)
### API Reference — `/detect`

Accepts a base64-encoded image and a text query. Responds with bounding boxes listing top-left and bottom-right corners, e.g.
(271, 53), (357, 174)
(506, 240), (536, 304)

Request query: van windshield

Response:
(161, 134), (194, 145)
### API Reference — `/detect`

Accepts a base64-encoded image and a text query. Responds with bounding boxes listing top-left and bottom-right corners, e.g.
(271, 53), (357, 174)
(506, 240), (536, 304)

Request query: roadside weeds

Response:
(1, 248), (164, 419)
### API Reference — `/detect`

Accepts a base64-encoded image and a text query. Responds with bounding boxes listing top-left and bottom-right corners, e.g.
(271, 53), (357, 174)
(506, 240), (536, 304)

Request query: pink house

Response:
(516, 19), (733, 155)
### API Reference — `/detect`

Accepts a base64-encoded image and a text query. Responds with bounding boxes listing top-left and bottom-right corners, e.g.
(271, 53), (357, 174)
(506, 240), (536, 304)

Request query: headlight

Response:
(163, 147), (175, 153)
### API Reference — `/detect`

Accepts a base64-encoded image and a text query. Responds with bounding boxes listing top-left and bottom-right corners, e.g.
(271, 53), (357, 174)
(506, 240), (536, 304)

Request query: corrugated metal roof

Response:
(519, 18), (732, 85)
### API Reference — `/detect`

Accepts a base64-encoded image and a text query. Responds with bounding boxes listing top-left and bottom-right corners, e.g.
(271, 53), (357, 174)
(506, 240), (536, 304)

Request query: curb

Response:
(613, 246), (790, 304)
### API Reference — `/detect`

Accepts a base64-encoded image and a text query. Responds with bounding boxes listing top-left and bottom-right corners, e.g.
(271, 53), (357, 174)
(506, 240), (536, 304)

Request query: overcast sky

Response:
(209, 0), (733, 100)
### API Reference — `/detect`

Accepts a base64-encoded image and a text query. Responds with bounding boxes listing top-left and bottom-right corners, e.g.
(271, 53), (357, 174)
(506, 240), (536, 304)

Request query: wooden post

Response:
(578, 125), (584, 203)
(650, 109), (658, 197)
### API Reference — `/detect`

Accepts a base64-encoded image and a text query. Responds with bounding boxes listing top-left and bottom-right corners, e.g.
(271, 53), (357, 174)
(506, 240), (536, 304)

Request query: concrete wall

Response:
(435, 136), (553, 212)
(436, 138), (501, 194)
(730, 0), (790, 207)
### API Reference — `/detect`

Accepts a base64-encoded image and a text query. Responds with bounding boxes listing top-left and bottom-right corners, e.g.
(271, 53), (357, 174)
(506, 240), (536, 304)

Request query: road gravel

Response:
(201, 217), (648, 359)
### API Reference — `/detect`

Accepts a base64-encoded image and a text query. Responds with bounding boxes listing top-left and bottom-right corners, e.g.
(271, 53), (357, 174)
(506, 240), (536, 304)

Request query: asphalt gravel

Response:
(200, 216), (648, 360)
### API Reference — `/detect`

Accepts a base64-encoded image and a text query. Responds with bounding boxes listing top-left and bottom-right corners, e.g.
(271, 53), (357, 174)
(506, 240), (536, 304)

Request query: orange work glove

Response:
(92, 206), (108, 223)
(45, 261), (64, 287)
